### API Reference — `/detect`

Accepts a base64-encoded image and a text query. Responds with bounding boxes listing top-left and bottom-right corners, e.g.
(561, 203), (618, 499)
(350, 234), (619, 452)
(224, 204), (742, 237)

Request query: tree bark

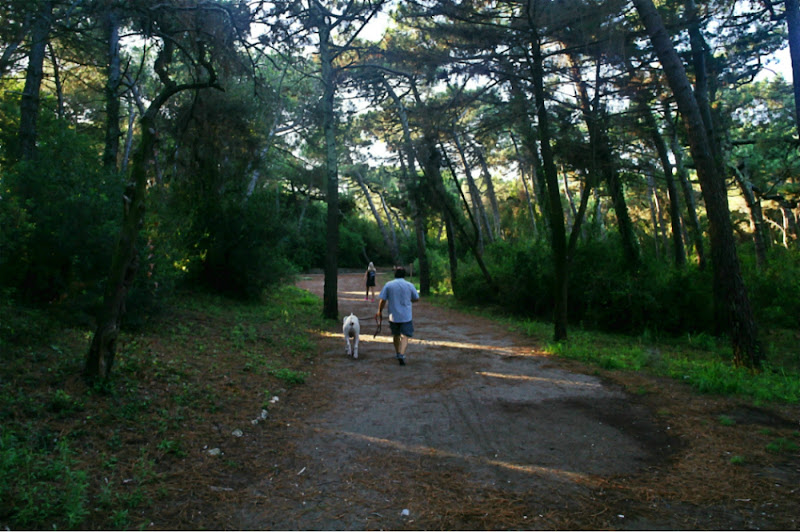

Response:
(382, 75), (430, 293)
(318, 18), (339, 320)
(784, 0), (800, 138)
(85, 117), (153, 380)
(103, 9), (122, 170)
(633, 0), (763, 368)
(451, 130), (491, 250)
(666, 105), (706, 268)
(476, 146), (502, 239)
(526, 4), (568, 341)
(18, 1), (52, 162)
(353, 168), (401, 264)
(569, 54), (639, 267)
(732, 165), (769, 269)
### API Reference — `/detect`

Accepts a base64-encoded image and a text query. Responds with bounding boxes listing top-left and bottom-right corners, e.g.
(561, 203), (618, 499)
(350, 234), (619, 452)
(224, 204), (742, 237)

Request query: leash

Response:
(373, 313), (383, 337)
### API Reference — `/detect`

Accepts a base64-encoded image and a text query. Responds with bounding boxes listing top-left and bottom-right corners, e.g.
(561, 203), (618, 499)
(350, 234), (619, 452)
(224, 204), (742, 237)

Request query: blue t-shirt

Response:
(379, 278), (419, 323)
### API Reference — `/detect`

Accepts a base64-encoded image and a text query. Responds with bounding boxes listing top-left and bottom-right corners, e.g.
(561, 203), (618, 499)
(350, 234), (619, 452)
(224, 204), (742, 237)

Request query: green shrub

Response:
(0, 431), (89, 529)
(0, 126), (121, 310)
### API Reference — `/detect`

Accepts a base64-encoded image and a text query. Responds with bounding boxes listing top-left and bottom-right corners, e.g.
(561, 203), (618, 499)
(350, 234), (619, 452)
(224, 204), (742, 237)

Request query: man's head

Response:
(394, 266), (406, 278)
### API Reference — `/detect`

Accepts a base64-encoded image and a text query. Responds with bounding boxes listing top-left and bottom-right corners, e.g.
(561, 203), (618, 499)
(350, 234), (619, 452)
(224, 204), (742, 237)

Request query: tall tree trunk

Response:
(627, 70), (687, 267)
(319, 20), (339, 320)
(526, 6), (569, 341)
(103, 9), (122, 170)
(445, 209), (458, 292)
(382, 75), (430, 293)
(437, 140), (496, 290)
(475, 146), (502, 239)
(509, 74), (549, 238)
(648, 110), (686, 266)
(732, 165), (769, 269)
(353, 168), (400, 264)
(18, 1), (52, 162)
(603, 140), (640, 267)
(562, 169), (576, 233)
(666, 106), (706, 268)
(48, 43), (64, 119)
(633, 0), (763, 368)
(510, 133), (538, 236)
(85, 117), (154, 380)
(646, 172), (666, 260)
(569, 54), (639, 267)
(378, 191), (401, 259)
(787, 0), (800, 138)
(452, 130), (492, 249)
(86, 33), (222, 380)
(121, 101), (136, 172)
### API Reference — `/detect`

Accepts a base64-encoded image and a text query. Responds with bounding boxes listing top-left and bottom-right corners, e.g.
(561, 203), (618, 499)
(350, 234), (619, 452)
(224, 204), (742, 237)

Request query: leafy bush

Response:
(185, 189), (296, 300)
(451, 239), (720, 337)
(0, 431), (89, 529)
(743, 247), (800, 329)
(0, 124), (121, 311)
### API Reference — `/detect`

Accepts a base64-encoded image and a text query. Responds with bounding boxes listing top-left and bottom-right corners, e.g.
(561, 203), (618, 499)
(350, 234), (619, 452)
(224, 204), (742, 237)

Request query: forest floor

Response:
(219, 272), (799, 530)
(6, 271), (799, 530)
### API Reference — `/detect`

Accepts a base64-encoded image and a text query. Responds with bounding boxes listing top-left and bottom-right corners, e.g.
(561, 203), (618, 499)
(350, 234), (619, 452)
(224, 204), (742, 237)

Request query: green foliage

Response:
(184, 188), (296, 299)
(268, 367), (308, 385)
(765, 437), (798, 454)
(729, 455), (746, 465)
(742, 247), (800, 329)
(0, 432), (89, 529)
(1, 284), (320, 529)
(0, 121), (121, 312)
(717, 415), (736, 426)
(454, 239), (716, 335)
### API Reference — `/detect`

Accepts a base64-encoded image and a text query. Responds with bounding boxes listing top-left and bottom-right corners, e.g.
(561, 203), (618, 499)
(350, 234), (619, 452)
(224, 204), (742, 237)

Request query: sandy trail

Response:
(235, 271), (672, 530)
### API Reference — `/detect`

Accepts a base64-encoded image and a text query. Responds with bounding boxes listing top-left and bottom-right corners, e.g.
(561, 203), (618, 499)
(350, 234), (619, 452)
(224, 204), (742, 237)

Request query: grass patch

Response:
(766, 437), (799, 454)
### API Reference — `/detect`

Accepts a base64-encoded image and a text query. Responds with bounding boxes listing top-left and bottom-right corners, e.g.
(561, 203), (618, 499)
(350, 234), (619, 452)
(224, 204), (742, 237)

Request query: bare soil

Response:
(220, 272), (799, 530)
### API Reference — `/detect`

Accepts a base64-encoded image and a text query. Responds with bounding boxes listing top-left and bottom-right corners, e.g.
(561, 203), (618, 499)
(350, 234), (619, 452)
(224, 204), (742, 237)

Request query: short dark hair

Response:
(394, 266), (406, 278)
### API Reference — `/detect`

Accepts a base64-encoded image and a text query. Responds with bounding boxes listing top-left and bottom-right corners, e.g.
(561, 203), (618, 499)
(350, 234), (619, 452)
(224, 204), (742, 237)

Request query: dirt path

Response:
(228, 272), (798, 530)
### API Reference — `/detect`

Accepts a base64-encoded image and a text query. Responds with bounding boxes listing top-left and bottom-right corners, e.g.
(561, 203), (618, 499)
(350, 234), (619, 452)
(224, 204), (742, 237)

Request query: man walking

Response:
(376, 266), (419, 365)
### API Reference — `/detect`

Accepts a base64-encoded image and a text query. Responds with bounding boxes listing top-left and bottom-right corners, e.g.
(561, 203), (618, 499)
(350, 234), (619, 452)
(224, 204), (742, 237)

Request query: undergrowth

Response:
(429, 295), (800, 404)
(0, 284), (325, 530)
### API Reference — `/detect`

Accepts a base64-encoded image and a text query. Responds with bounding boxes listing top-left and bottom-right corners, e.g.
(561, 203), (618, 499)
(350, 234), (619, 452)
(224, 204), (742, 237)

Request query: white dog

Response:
(343, 313), (360, 359)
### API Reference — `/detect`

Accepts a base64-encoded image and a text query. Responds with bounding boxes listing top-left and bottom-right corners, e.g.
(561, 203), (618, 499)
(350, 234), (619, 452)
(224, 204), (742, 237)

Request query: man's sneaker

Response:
(398, 357), (406, 366)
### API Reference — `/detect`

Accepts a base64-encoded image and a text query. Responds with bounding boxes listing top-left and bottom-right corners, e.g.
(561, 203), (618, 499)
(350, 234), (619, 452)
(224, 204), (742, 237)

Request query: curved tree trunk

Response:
(85, 116), (155, 380)
(381, 75), (430, 293)
(666, 107), (706, 268)
(732, 165), (769, 269)
(353, 168), (401, 264)
(633, 0), (763, 368)
(476, 147), (502, 239)
(452, 130), (492, 250)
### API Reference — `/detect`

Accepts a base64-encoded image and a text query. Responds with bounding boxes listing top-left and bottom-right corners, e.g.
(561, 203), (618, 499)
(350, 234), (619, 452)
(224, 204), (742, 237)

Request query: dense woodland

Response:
(1, 0), (799, 378)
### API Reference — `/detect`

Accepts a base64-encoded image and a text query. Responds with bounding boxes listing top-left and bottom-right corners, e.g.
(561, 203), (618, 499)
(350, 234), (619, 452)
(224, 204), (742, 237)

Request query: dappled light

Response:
(313, 428), (598, 486)
(476, 371), (602, 388)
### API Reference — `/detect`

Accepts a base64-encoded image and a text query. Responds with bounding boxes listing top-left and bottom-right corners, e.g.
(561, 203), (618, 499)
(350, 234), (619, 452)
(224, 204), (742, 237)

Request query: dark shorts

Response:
(389, 321), (414, 338)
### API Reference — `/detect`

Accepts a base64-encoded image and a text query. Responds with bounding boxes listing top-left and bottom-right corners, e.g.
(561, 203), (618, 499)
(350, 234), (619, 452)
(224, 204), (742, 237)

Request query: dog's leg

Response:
(344, 326), (352, 356)
(353, 330), (359, 359)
